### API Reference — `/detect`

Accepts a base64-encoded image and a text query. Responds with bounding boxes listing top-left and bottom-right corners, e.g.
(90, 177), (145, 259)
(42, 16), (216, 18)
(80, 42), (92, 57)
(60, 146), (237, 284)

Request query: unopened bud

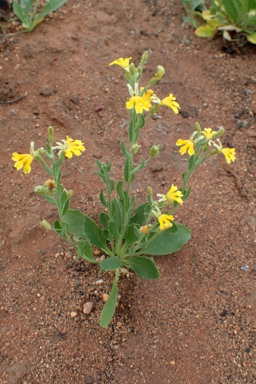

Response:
(66, 189), (73, 198)
(130, 143), (140, 155)
(140, 51), (149, 66)
(128, 63), (135, 76)
(48, 126), (54, 144)
(150, 145), (160, 158)
(34, 185), (48, 195)
(147, 186), (153, 197)
(140, 225), (151, 235)
(194, 122), (201, 133)
(212, 126), (225, 138)
(155, 65), (165, 81)
(41, 220), (52, 230)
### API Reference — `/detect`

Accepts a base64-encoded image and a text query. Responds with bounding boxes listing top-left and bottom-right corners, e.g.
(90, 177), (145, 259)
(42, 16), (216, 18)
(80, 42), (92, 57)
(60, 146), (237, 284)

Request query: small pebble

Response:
(83, 302), (93, 314)
(102, 293), (109, 303)
(70, 311), (77, 317)
(96, 279), (104, 285)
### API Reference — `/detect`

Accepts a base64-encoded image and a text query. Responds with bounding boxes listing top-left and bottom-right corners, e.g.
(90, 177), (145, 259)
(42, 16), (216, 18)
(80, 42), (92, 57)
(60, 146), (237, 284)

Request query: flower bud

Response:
(212, 126), (225, 139)
(128, 63), (135, 76)
(147, 186), (153, 197)
(48, 126), (54, 144)
(140, 225), (151, 235)
(154, 65), (165, 81)
(194, 122), (201, 133)
(150, 145), (160, 158)
(130, 143), (140, 155)
(34, 185), (48, 195)
(66, 189), (73, 198)
(140, 51), (149, 66)
(41, 220), (52, 230)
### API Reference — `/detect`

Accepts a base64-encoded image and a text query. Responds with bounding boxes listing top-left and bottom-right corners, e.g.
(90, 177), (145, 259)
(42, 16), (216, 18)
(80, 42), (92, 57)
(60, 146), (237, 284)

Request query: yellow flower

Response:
(160, 94), (180, 114)
(126, 95), (151, 114)
(176, 139), (195, 156)
(109, 57), (132, 70)
(202, 128), (216, 140)
(165, 185), (183, 205)
(57, 136), (85, 158)
(12, 152), (34, 174)
(158, 214), (174, 231)
(220, 148), (236, 164)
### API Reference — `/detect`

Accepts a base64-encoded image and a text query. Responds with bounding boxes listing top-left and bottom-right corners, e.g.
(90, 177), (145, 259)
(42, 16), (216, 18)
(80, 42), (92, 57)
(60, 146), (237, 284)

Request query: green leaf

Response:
(63, 210), (110, 253)
(182, 186), (192, 201)
(124, 224), (138, 246)
(128, 121), (134, 143)
(129, 203), (151, 226)
(116, 181), (125, 200)
(124, 158), (131, 182)
(100, 256), (121, 271)
(59, 190), (70, 216)
(13, 2), (26, 22)
(99, 212), (110, 230)
(77, 240), (98, 263)
(108, 220), (120, 238)
(127, 257), (159, 279)
(99, 189), (108, 207)
(53, 220), (69, 238)
(100, 279), (118, 328)
(143, 224), (191, 255)
(130, 160), (146, 176)
(35, 0), (67, 20)
(44, 194), (57, 206)
(121, 141), (131, 160)
(135, 114), (145, 130)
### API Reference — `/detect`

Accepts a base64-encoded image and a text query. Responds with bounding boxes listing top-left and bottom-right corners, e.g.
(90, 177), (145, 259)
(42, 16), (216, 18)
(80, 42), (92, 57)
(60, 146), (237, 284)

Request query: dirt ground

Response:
(0, 0), (255, 383)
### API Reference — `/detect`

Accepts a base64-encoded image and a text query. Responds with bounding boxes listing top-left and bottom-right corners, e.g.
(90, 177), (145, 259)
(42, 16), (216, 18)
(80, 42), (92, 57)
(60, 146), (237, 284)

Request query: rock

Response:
(5, 359), (30, 384)
(83, 302), (93, 314)
(85, 375), (94, 383)
(70, 311), (78, 317)
(102, 293), (109, 303)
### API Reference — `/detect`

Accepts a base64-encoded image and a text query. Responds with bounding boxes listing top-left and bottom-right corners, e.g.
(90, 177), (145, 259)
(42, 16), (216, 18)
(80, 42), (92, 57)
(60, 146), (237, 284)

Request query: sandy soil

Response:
(0, 0), (255, 383)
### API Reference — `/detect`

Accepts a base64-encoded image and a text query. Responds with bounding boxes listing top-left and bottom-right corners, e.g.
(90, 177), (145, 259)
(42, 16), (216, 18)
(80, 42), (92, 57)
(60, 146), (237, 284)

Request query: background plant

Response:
(182, 0), (206, 28)
(195, 0), (256, 44)
(12, 0), (67, 33)
(12, 52), (236, 328)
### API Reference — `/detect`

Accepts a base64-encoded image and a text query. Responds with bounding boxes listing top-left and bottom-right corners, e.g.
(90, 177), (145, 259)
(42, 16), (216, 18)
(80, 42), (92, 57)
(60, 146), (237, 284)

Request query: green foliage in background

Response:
(182, 0), (206, 28)
(194, 0), (256, 43)
(12, 0), (67, 32)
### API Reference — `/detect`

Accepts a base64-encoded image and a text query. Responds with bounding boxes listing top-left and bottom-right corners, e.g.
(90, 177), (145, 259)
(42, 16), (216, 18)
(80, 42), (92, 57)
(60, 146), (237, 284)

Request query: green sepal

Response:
(127, 256), (159, 279)
(100, 256), (121, 271)
(100, 278), (118, 328)
(143, 224), (191, 256)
